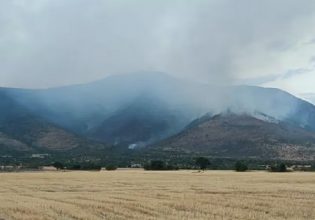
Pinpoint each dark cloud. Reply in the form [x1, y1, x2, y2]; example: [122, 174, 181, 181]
[1, 0, 315, 88]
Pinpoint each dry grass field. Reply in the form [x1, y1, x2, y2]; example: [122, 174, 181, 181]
[0, 170, 314, 220]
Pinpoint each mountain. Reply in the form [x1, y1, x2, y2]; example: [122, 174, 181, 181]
[3, 72, 315, 151]
[4, 72, 201, 146]
[88, 96, 190, 147]
[151, 113, 315, 161]
[0, 89, 107, 155]
[229, 86, 315, 131]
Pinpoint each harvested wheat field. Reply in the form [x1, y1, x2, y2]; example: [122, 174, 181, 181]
[0, 170, 314, 220]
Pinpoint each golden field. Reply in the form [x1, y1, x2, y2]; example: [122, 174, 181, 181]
[0, 170, 314, 220]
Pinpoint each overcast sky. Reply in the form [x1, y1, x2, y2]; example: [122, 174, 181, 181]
[1, 0, 315, 98]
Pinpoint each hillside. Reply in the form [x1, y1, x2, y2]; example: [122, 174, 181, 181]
[152, 113, 315, 161]
[88, 95, 190, 147]
[0, 90, 107, 155]
[5, 72, 315, 148]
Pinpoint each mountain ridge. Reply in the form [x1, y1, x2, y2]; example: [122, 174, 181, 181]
[0, 90, 109, 154]
[1, 72, 315, 161]
[151, 112, 315, 161]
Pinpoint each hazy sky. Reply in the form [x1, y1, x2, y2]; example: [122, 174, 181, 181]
[1, 0, 315, 97]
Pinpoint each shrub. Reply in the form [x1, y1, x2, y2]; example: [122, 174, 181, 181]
[270, 163, 287, 172]
[82, 164, 101, 171]
[144, 160, 178, 171]
[68, 164, 81, 170]
[52, 162, 64, 170]
[278, 163, 287, 172]
[195, 157, 211, 170]
[105, 165, 117, 171]
[67, 163, 101, 171]
[144, 160, 165, 170]
[234, 161, 248, 172]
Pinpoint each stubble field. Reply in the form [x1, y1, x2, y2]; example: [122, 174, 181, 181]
[0, 170, 314, 220]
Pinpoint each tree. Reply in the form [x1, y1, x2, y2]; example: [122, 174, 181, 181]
[68, 164, 81, 170]
[150, 160, 165, 170]
[52, 161, 64, 170]
[144, 160, 165, 170]
[270, 163, 287, 172]
[234, 161, 248, 172]
[105, 165, 117, 171]
[144, 160, 179, 171]
[278, 163, 287, 172]
[195, 157, 210, 170]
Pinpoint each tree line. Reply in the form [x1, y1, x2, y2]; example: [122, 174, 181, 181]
[144, 157, 291, 172]
[45, 158, 313, 172]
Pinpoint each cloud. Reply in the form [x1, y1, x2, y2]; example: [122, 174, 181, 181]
[309, 56, 315, 64]
[1, 0, 315, 90]
[282, 68, 311, 79]
[236, 74, 280, 86]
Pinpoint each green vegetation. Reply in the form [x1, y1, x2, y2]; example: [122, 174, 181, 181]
[195, 157, 211, 170]
[270, 163, 287, 172]
[1, 152, 315, 172]
[65, 163, 102, 171]
[105, 165, 117, 171]
[52, 161, 64, 170]
[144, 160, 178, 170]
[234, 161, 248, 172]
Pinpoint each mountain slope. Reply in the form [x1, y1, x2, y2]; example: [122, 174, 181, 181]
[88, 96, 190, 146]
[5, 72, 194, 134]
[3, 72, 315, 148]
[0, 132, 31, 153]
[0, 90, 107, 154]
[229, 86, 315, 131]
[152, 113, 315, 160]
